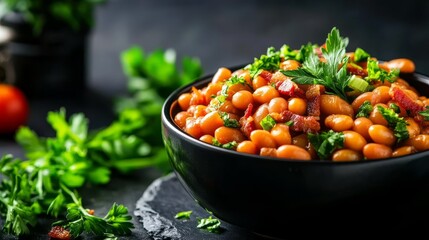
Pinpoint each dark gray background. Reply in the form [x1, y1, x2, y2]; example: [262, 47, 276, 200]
[89, 0, 429, 96]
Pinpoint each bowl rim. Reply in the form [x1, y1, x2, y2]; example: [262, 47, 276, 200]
[162, 67, 429, 165]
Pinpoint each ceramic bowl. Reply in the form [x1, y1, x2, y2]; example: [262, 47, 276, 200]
[161, 70, 429, 238]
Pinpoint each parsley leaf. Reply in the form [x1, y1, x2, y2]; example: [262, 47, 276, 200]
[212, 139, 238, 150]
[219, 112, 240, 128]
[246, 47, 281, 77]
[308, 130, 345, 160]
[197, 216, 222, 233]
[356, 100, 373, 118]
[366, 59, 399, 83]
[354, 47, 370, 62]
[175, 211, 193, 220]
[282, 27, 351, 101]
[377, 106, 409, 142]
[260, 115, 276, 131]
[419, 106, 429, 120]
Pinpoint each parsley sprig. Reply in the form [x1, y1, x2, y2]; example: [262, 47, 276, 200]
[308, 130, 345, 160]
[282, 27, 351, 101]
[377, 106, 409, 142]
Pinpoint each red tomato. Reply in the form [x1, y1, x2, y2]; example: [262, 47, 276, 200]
[0, 84, 29, 134]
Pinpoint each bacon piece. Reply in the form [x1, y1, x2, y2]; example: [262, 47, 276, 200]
[279, 110, 320, 133]
[306, 85, 325, 119]
[48, 226, 71, 240]
[240, 117, 256, 138]
[276, 80, 305, 99]
[390, 86, 424, 116]
[243, 103, 254, 119]
[259, 70, 272, 82]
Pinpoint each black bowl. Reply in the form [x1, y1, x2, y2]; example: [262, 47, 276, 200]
[161, 70, 429, 238]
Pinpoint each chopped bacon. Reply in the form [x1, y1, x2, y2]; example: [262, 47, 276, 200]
[279, 110, 320, 133]
[276, 80, 305, 99]
[48, 226, 71, 240]
[347, 63, 368, 77]
[240, 117, 256, 138]
[270, 71, 288, 85]
[243, 103, 254, 119]
[390, 86, 424, 116]
[259, 70, 272, 82]
[306, 85, 325, 119]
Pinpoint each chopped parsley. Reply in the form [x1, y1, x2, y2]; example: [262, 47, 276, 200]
[377, 106, 409, 142]
[356, 100, 373, 118]
[197, 216, 222, 233]
[219, 112, 240, 128]
[308, 130, 345, 160]
[281, 27, 351, 101]
[366, 59, 399, 83]
[212, 139, 238, 150]
[260, 115, 276, 131]
[246, 47, 281, 77]
[354, 47, 370, 62]
[419, 107, 429, 120]
[175, 211, 193, 220]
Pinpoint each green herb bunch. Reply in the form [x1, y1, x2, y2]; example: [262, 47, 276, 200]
[0, 0, 107, 33]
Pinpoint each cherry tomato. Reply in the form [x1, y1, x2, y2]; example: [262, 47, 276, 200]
[0, 84, 29, 134]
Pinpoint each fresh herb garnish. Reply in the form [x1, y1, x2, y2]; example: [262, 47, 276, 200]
[219, 112, 240, 128]
[308, 130, 345, 160]
[221, 75, 249, 96]
[366, 59, 399, 83]
[197, 216, 222, 233]
[246, 47, 281, 77]
[52, 185, 133, 238]
[419, 106, 429, 120]
[212, 139, 237, 150]
[260, 115, 276, 131]
[354, 47, 370, 62]
[389, 103, 401, 114]
[377, 106, 409, 142]
[175, 211, 193, 220]
[356, 100, 373, 118]
[282, 27, 351, 101]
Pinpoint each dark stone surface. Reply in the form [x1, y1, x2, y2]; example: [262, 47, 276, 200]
[135, 173, 266, 240]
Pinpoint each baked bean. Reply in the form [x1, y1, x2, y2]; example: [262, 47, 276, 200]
[218, 100, 239, 115]
[232, 90, 254, 110]
[292, 134, 309, 149]
[325, 114, 354, 132]
[174, 111, 191, 129]
[260, 147, 278, 157]
[320, 95, 354, 117]
[288, 98, 307, 115]
[369, 103, 388, 126]
[352, 92, 373, 112]
[363, 143, 392, 160]
[178, 93, 192, 110]
[252, 76, 268, 89]
[250, 130, 277, 149]
[253, 104, 269, 129]
[253, 86, 279, 104]
[189, 87, 205, 106]
[200, 111, 224, 135]
[368, 124, 396, 146]
[193, 105, 207, 117]
[392, 146, 417, 157]
[237, 140, 257, 154]
[332, 149, 362, 162]
[280, 60, 301, 71]
[204, 83, 223, 103]
[405, 117, 420, 138]
[232, 69, 252, 86]
[371, 86, 391, 104]
[225, 83, 251, 100]
[185, 117, 203, 138]
[276, 145, 311, 160]
[410, 134, 429, 151]
[199, 135, 214, 144]
[270, 124, 292, 146]
[270, 71, 288, 84]
[387, 58, 415, 73]
[343, 130, 367, 152]
[268, 97, 288, 113]
[212, 67, 231, 83]
[353, 117, 373, 141]
[215, 126, 245, 144]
